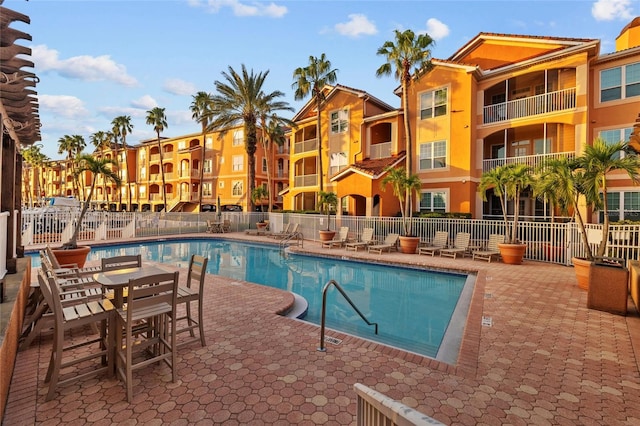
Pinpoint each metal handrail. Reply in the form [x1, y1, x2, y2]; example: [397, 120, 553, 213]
[279, 231, 303, 248]
[318, 279, 378, 352]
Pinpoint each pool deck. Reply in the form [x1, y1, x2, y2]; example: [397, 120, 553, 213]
[4, 233, 640, 425]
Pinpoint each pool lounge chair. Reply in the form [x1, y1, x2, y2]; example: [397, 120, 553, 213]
[472, 234, 504, 262]
[345, 228, 375, 251]
[418, 231, 448, 256]
[269, 223, 292, 239]
[440, 232, 471, 259]
[368, 233, 399, 254]
[272, 223, 299, 240]
[322, 227, 350, 248]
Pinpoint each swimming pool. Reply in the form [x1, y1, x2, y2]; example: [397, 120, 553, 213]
[33, 239, 473, 360]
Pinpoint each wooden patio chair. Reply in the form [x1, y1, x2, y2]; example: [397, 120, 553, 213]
[173, 255, 209, 348]
[101, 254, 142, 272]
[116, 271, 179, 403]
[418, 231, 448, 256]
[322, 226, 350, 248]
[440, 232, 471, 259]
[45, 245, 102, 277]
[368, 233, 399, 254]
[472, 234, 505, 262]
[345, 228, 375, 251]
[37, 269, 114, 401]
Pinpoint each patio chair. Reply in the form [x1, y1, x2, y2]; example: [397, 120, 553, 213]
[272, 223, 299, 240]
[221, 219, 232, 233]
[322, 226, 350, 248]
[368, 233, 399, 254]
[37, 269, 114, 401]
[418, 231, 448, 256]
[269, 222, 292, 239]
[173, 255, 208, 348]
[345, 228, 375, 251]
[472, 234, 505, 262]
[440, 232, 471, 259]
[116, 271, 179, 403]
[101, 254, 142, 272]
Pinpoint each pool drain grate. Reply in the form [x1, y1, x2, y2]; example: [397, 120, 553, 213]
[324, 336, 342, 345]
[482, 316, 493, 327]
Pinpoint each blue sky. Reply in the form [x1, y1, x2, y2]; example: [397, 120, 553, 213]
[6, 0, 638, 160]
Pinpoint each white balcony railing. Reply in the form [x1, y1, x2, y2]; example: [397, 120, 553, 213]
[370, 141, 392, 159]
[294, 138, 318, 154]
[294, 174, 318, 187]
[482, 151, 576, 172]
[329, 165, 348, 176]
[483, 87, 576, 124]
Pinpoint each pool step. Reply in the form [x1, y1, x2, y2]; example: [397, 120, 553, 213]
[284, 292, 308, 319]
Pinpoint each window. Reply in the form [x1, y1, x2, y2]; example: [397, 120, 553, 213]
[420, 88, 448, 119]
[511, 140, 529, 157]
[233, 130, 243, 146]
[330, 109, 348, 134]
[140, 167, 146, 179]
[138, 186, 146, 197]
[205, 137, 213, 149]
[599, 128, 632, 159]
[534, 138, 551, 155]
[419, 141, 447, 170]
[204, 159, 212, 173]
[420, 192, 446, 213]
[329, 152, 348, 175]
[202, 183, 212, 196]
[232, 181, 243, 196]
[262, 158, 267, 173]
[219, 181, 224, 188]
[232, 155, 243, 171]
[601, 62, 640, 102]
[178, 141, 186, 150]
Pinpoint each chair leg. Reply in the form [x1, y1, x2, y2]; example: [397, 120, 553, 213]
[186, 301, 195, 338]
[45, 328, 64, 401]
[198, 299, 206, 347]
[170, 314, 176, 383]
[125, 326, 133, 403]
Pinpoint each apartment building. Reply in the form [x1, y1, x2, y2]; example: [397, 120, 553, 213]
[283, 18, 640, 222]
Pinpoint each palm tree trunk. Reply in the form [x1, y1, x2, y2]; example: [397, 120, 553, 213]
[198, 126, 206, 212]
[246, 122, 257, 212]
[158, 132, 167, 211]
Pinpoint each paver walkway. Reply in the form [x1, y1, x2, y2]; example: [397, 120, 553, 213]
[4, 233, 640, 425]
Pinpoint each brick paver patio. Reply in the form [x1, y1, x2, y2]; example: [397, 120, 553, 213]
[4, 233, 640, 425]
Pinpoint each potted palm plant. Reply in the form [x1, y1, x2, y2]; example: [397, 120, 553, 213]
[251, 186, 269, 230]
[52, 154, 120, 268]
[381, 166, 421, 254]
[478, 163, 534, 264]
[318, 191, 339, 242]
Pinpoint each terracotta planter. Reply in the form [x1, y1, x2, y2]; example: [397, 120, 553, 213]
[588, 261, 628, 315]
[572, 257, 591, 291]
[51, 245, 91, 268]
[399, 236, 420, 254]
[498, 243, 527, 265]
[318, 230, 336, 242]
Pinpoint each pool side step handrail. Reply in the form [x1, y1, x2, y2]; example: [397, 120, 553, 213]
[279, 231, 303, 249]
[318, 279, 378, 352]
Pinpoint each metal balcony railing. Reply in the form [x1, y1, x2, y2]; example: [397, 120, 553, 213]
[482, 151, 576, 172]
[483, 87, 576, 124]
[294, 138, 318, 154]
[370, 141, 392, 159]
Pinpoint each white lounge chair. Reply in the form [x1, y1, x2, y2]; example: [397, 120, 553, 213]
[418, 231, 448, 256]
[440, 232, 471, 259]
[322, 227, 350, 248]
[345, 228, 375, 251]
[472, 234, 504, 262]
[368, 233, 399, 254]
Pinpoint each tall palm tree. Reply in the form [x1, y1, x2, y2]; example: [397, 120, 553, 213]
[190, 91, 214, 211]
[90, 130, 112, 208]
[292, 54, 338, 192]
[146, 107, 168, 210]
[578, 139, 640, 257]
[63, 155, 120, 249]
[206, 64, 289, 212]
[57, 134, 86, 199]
[111, 115, 134, 211]
[376, 29, 434, 176]
[381, 166, 422, 236]
[22, 144, 49, 207]
[259, 110, 294, 212]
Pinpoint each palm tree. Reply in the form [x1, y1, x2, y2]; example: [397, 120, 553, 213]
[206, 64, 290, 212]
[478, 163, 534, 244]
[190, 91, 214, 211]
[57, 134, 86, 199]
[146, 107, 168, 210]
[259, 112, 294, 212]
[578, 139, 640, 258]
[376, 29, 434, 176]
[62, 155, 120, 249]
[22, 144, 49, 207]
[380, 166, 422, 237]
[318, 190, 339, 231]
[292, 54, 338, 192]
[111, 115, 134, 211]
[90, 130, 111, 208]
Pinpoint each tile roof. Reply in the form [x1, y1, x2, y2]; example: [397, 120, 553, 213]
[332, 153, 406, 181]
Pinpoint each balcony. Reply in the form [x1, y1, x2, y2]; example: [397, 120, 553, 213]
[329, 165, 348, 176]
[294, 138, 318, 154]
[370, 141, 391, 159]
[483, 87, 576, 124]
[149, 154, 160, 162]
[294, 174, 318, 187]
[482, 151, 576, 172]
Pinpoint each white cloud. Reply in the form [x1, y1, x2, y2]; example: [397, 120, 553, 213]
[130, 95, 158, 110]
[592, 0, 633, 21]
[425, 18, 450, 41]
[163, 78, 197, 96]
[38, 94, 89, 118]
[190, 0, 287, 17]
[334, 14, 377, 38]
[31, 45, 138, 87]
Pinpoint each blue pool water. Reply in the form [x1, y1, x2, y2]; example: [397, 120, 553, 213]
[32, 239, 471, 358]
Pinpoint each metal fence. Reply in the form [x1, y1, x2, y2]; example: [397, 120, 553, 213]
[20, 209, 640, 265]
